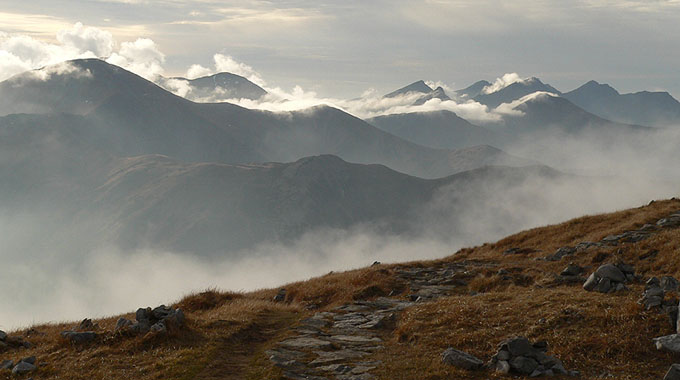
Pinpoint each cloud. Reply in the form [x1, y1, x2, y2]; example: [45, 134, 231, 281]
[184, 53, 266, 86]
[482, 73, 524, 94]
[106, 38, 165, 80]
[494, 91, 559, 116]
[56, 22, 114, 57]
[0, 23, 165, 82]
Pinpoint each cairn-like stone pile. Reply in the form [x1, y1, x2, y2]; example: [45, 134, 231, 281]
[488, 337, 578, 377]
[583, 262, 635, 293]
[116, 305, 185, 336]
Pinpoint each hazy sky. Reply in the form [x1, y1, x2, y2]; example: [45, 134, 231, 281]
[1, 0, 679, 98]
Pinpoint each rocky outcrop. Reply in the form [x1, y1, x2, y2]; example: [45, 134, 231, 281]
[583, 262, 634, 293]
[665, 364, 680, 380]
[115, 305, 185, 336]
[488, 337, 578, 377]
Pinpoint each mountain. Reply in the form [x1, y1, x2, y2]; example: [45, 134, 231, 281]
[497, 92, 650, 135]
[474, 77, 561, 108]
[455, 80, 491, 99]
[384, 80, 451, 105]
[563, 80, 680, 127]
[384, 80, 434, 98]
[0, 59, 530, 179]
[158, 72, 267, 101]
[366, 110, 501, 149]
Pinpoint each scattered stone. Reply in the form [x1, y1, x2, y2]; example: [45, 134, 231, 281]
[273, 288, 287, 302]
[546, 247, 576, 261]
[117, 305, 185, 337]
[664, 364, 680, 380]
[115, 317, 133, 333]
[0, 360, 13, 370]
[441, 348, 483, 370]
[371, 261, 381, 266]
[0, 330, 6, 341]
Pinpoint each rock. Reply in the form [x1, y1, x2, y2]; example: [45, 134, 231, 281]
[273, 288, 287, 302]
[500, 337, 534, 357]
[136, 307, 152, 323]
[149, 322, 167, 334]
[654, 334, 680, 352]
[11, 362, 36, 375]
[615, 262, 635, 275]
[665, 364, 680, 380]
[78, 318, 95, 331]
[441, 347, 483, 370]
[495, 360, 511, 374]
[0, 360, 13, 370]
[594, 277, 612, 293]
[0, 330, 6, 341]
[280, 337, 333, 350]
[61, 331, 97, 344]
[115, 317, 133, 333]
[152, 305, 173, 320]
[546, 246, 576, 261]
[662, 277, 680, 292]
[509, 356, 539, 375]
[19, 357, 35, 365]
[561, 264, 583, 277]
[596, 264, 627, 283]
[583, 273, 600, 291]
[497, 350, 510, 361]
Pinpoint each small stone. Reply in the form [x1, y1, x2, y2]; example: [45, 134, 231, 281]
[441, 348, 483, 370]
[500, 337, 533, 357]
[0, 330, 6, 341]
[509, 356, 539, 375]
[497, 350, 510, 361]
[0, 360, 13, 370]
[78, 318, 94, 331]
[495, 360, 511, 374]
[115, 317, 133, 333]
[664, 364, 680, 380]
[662, 277, 680, 292]
[583, 273, 600, 291]
[273, 288, 287, 302]
[149, 322, 167, 334]
[20, 357, 36, 365]
[136, 307, 152, 323]
[561, 264, 583, 277]
[11, 362, 36, 375]
[594, 277, 612, 293]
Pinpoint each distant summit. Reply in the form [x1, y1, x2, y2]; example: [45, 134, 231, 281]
[159, 72, 267, 101]
[474, 77, 561, 108]
[385, 80, 451, 105]
[563, 80, 680, 127]
[384, 80, 434, 98]
[455, 80, 491, 99]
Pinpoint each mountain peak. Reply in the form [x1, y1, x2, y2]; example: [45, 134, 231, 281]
[384, 80, 434, 98]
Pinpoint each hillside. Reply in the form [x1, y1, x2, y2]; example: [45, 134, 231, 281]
[3, 198, 680, 379]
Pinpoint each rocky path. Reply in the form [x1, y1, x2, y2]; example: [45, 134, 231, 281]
[266, 261, 492, 380]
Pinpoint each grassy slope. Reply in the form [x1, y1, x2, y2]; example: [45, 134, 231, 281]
[2, 198, 680, 379]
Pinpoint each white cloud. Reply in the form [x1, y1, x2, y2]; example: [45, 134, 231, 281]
[495, 91, 558, 116]
[0, 23, 165, 82]
[106, 38, 165, 80]
[186, 63, 212, 79]
[482, 72, 524, 94]
[56, 22, 114, 57]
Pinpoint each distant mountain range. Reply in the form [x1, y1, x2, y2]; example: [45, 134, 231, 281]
[563, 80, 680, 127]
[0, 59, 530, 179]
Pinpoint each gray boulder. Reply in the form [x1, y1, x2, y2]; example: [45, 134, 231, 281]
[441, 347, 483, 370]
[115, 317, 133, 333]
[509, 356, 538, 375]
[665, 364, 680, 380]
[583, 273, 600, 291]
[662, 276, 680, 292]
[0, 330, 6, 341]
[596, 264, 626, 283]
[61, 331, 97, 344]
[654, 334, 680, 352]
[0, 360, 13, 370]
[11, 361, 36, 375]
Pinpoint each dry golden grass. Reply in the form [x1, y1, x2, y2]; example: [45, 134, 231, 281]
[1, 198, 679, 379]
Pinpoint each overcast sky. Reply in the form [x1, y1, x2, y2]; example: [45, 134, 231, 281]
[1, 0, 679, 98]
